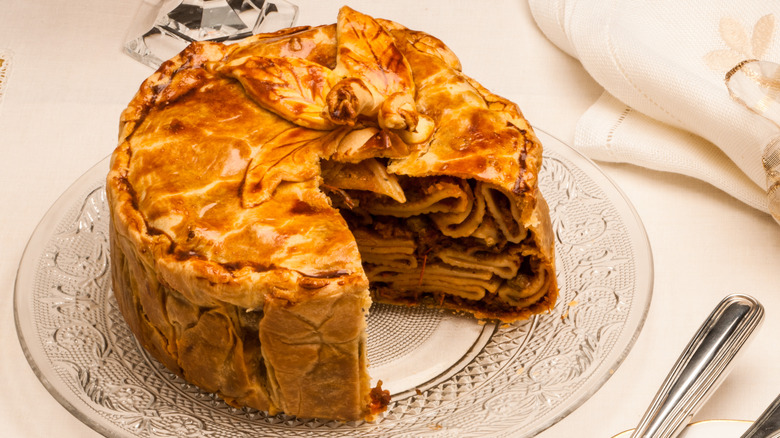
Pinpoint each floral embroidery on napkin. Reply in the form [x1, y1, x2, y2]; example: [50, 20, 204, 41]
[705, 14, 775, 72]
[0, 50, 10, 110]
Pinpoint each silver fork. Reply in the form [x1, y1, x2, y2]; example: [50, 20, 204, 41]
[630, 294, 764, 438]
[741, 393, 780, 438]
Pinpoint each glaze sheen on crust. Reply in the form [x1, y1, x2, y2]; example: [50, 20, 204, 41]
[107, 6, 557, 422]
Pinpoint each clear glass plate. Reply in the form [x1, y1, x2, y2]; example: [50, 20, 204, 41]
[14, 129, 653, 437]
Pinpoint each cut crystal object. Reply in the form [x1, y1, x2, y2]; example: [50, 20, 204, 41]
[124, 0, 298, 69]
[726, 60, 780, 225]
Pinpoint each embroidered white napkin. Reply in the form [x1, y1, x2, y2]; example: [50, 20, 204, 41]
[529, 0, 780, 214]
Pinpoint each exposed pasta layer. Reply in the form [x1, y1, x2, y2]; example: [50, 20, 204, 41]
[334, 174, 555, 320]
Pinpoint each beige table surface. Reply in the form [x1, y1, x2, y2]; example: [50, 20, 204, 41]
[1, 1, 779, 436]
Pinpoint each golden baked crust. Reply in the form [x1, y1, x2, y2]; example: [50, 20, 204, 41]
[107, 6, 557, 422]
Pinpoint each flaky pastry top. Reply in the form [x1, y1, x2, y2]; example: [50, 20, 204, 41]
[107, 6, 544, 309]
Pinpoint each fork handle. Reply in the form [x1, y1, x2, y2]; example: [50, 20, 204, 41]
[741, 393, 780, 438]
[630, 294, 764, 438]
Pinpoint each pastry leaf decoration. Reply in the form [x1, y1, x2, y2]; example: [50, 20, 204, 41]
[242, 127, 347, 208]
[231, 6, 439, 207]
[334, 6, 414, 99]
[220, 56, 340, 130]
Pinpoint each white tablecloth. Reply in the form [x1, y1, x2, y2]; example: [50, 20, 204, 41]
[1, 1, 779, 436]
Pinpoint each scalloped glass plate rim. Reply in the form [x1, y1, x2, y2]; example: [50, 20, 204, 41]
[13, 127, 654, 437]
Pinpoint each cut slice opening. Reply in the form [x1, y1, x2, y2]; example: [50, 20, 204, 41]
[321, 160, 553, 321]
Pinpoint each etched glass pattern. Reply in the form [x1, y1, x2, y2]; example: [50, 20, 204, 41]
[14, 131, 653, 437]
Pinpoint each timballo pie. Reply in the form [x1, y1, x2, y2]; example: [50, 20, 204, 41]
[107, 6, 558, 422]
